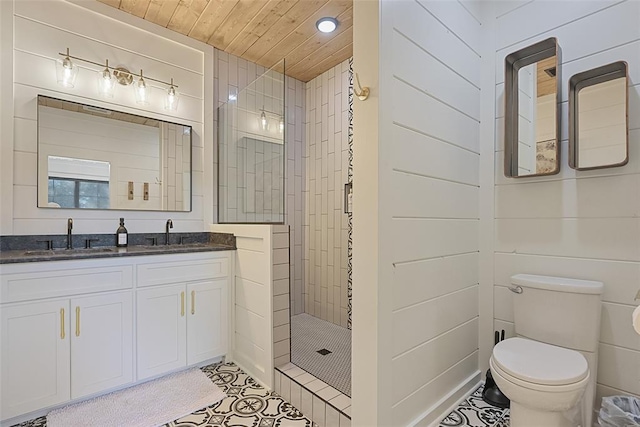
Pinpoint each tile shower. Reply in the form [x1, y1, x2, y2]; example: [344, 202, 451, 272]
[215, 53, 354, 415]
[291, 58, 354, 399]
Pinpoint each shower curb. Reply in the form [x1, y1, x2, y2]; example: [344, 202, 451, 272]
[275, 364, 351, 427]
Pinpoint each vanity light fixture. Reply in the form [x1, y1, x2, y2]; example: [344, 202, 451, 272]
[56, 48, 179, 111]
[165, 78, 179, 111]
[135, 70, 149, 106]
[260, 109, 268, 131]
[56, 48, 79, 88]
[98, 59, 116, 98]
[316, 17, 338, 33]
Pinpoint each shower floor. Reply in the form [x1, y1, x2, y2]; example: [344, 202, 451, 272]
[290, 313, 351, 396]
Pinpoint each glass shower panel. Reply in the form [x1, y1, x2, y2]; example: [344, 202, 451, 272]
[218, 61, 285, 223]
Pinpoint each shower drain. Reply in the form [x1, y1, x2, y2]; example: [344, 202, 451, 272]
[316, 348, 332, 355]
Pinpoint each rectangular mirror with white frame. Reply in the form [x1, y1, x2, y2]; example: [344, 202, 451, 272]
[569, 61, 629, 170]
[37, 95, 192, 212]
[504, 37, 561, 178]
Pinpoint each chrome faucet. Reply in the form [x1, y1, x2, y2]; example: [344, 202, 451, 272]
[67, 218, 73, 249]
[165, 219, 173, 245]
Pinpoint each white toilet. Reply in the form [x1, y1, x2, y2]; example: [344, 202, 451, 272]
[490, 274, 603, 427]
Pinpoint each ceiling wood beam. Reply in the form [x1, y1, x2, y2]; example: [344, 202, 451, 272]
[119, 0, 150, 18]
[225, 0, 299, 57]
[100, 0, 354, 82]
[144, 0, 180, 28]
[208, 0, 272, 51]
[167, 0, 210, 35]
[286, 27, 351, 78]
[240, 0, 327, 63]
[297, 42, 352, 82]
[188, 0, 240, 42]
[265, 6, 352, 71]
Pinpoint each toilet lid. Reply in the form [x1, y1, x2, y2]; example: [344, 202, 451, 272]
[492, 338, 588, 386]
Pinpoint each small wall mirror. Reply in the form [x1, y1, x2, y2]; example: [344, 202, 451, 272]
[37, 96, 192, 212]
[569, 61, 629, 170]
[504, 38, 561, 178]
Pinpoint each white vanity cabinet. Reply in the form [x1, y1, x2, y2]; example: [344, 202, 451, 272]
[0, 250, 232, 423]
[0, 289, 133, 418]
[1, 299, 71, 418]
[136, 255, 229, 380]
[70, 291, 133, 399]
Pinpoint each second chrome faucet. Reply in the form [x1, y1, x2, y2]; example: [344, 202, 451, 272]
[165, 219, 173, 245]
[67, 218, 73, 249]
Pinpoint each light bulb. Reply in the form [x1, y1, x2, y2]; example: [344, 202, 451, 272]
[279, 116, 285, 134]
[98, 60, 115, 98]
[260, 110, 268, 131]
[56, 48, 78, 88]
[316, 17, 338, 33]
[165, 80, 179, 111]
[135, 70, 148, 106]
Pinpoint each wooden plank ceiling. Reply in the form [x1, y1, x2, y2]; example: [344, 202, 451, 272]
[98, 0, 353, 82]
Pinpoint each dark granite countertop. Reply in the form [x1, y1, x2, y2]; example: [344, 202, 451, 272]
[0, 232, 236, 264]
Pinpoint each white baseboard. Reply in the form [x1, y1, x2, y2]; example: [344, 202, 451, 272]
[408, 370, 482, 427]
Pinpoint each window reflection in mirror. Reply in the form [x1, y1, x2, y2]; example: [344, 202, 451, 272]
[47, 156, 110, 208]
[505, 37, 560, 178]
[37, 96, 192, 212]
[569, 61, 628, 170]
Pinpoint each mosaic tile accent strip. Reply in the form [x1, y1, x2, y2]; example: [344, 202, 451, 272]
[347, 57, 353, 331]
[291, 313, 351, 396]
[11, 363, 312, 427]
[438, 386, 510, 427]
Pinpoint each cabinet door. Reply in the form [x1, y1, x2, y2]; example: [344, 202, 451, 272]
[136, 284, 186, 380]
[0, 300, 70, 420]
[187, 279, 228, 365]
[70, 291, 133, 399]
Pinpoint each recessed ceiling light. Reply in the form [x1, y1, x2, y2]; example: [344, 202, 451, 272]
[316, 17, 338, 33]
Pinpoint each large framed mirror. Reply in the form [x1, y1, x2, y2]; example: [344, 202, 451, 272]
[504, 37, 561, 178]
[569, 61, 628, 170]
[37, 95, 192, 211]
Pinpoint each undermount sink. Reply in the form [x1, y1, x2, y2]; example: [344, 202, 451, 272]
[24, 248, 117, 256]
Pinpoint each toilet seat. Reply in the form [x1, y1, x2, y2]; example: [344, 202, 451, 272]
[492, 338, 588, 387]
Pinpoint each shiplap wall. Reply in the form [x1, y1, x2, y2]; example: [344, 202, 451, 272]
[388, 2, 481, 425]
[217, 223, 274, 387]
[2, 0, 212, 236]
[352, 0, 483, 425]
[303, 59, 351, 327]
[492, 0, 640, 405]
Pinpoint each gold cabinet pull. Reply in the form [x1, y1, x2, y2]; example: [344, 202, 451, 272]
[181, 292, 185, 317]
[191, 290, 195, 315]
[60, 308, 65, 340]
[75, 306, 80, 337]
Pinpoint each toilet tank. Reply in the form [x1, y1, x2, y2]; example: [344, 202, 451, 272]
[511, 274, 604, 352]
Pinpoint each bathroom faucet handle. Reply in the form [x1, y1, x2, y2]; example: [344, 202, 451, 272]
[37, 239, 54, 250]
[145, 237, 158, 246]
[180, 236, 190, 245]
[84, 239, 100, 249]
[508, 285, 523, 294]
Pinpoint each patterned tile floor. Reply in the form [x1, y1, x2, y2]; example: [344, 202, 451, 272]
[12, 362, 312, 427]
[439, 386, 510, 427]
[291, 314, 351, 396]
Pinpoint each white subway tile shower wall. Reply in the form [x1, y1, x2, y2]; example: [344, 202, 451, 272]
[304, 59, 352, 327]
